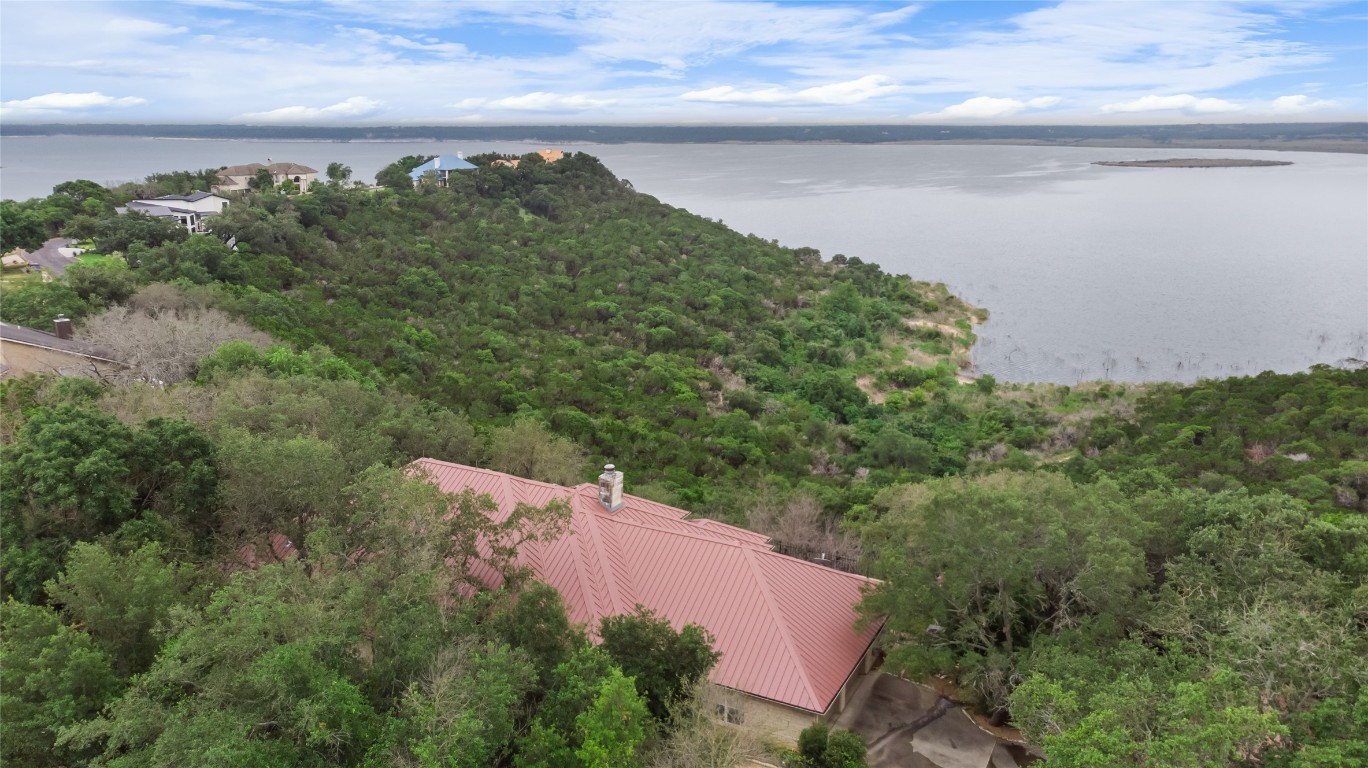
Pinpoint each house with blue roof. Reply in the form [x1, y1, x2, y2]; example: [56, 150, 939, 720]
[409, 154, 477, 187]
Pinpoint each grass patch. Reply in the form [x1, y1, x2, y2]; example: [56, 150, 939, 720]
[0, 269, 44, 288]
[74, 252, 122, 268]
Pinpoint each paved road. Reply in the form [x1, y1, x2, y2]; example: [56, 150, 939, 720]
[26, 237, 78, 276]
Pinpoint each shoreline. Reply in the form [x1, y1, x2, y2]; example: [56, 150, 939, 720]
[713, 138, 1367, 155]
[5, 132, 1365, 156]
[1094, 158, 1295, 168]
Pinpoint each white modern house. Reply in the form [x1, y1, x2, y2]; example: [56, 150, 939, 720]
[117, 191, 230, 234]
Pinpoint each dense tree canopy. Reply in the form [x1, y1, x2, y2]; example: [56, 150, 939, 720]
[2, 158, 1363, 766]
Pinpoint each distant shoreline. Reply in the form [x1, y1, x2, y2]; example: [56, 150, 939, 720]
[1094, 158, 1296, 168]
[3, 123, 1365, 155]
[6, 134, 1365, 156]
[712, 139, 1365, 154]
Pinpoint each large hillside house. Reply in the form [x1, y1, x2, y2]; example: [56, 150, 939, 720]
[215, 162, 319, 193]
[414, 458, 885, 743]
[118, 191, 229, 234]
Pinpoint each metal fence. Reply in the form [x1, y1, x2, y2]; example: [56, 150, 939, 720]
[769, 542, 865, 575]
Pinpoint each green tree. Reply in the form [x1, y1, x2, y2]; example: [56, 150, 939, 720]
[248, 167, 275, 191]
[387, 642, 538, 768]
[215, 429, 350, 556]
[0, 281, 90, 327]
[375, 155, 432, 189]
[91, 209, 187, 253]
[326, 162, 352, 186]
[599, 607, 720, 721]
[127, 233, 236, 283]
[485, 581, 581, 686]
[59, 562, 381, 766]
[46, 541, 197, 676]
[519, 643, 621, 764]
[575, 668, 652, 768]
[0, 599, 121, 767]
[51, 179, 110, 205]
[1, 405, 139, 600]
[858, 472, 1150, 710]
[792, 722, 869, 768]
[0, 198, 52, 251]
[65, 260, 138, 306]
[1011, 655, 1284, 768]
[488, 419, 589, 486]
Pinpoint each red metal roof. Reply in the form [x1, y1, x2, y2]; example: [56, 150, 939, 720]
[414, 458, 884, 714]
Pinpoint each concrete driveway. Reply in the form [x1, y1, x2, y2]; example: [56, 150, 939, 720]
[27, 237, 78, 275]
[835, 674, 1030, 768]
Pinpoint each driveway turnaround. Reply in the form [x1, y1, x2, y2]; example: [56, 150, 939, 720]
[27, 238, 78, 275]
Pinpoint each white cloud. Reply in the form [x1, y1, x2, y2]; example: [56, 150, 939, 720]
[103, 17, 187, 37]
[338, 1, 923, 73]
[0, 91, 146, 113]
[0, 1, 1357, 123]
[454, 93, 614, 112]
[345, 27, 471, 59]
[682, 75, 900, 106]
[940, 96, 1028, 118]
[916, 95, 1062, 119]
[237, 96, 383, 122]
[1101, 94, 1243, 114]
[1270, 94, 1338, 114]
[764, 2, 1331, 113]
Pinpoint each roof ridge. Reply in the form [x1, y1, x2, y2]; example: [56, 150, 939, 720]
[417, 459, 569, 493]
[579, 501, 630, 616]
[597, 508, 771, 549]
[741, 546, 820, 709]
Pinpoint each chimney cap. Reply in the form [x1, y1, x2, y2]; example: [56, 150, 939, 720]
[603, 463, 615, 472]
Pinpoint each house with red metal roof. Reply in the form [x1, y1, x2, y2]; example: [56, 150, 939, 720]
[414, 458, 885, 743]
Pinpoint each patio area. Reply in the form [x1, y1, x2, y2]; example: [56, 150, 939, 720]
[834, 673, 1035, 768]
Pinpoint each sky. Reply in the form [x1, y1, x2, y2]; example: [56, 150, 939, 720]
[1, 0, 1365, 125]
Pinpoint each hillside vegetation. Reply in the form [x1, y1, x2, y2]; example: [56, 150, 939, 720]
[1, 154, 1364, 767]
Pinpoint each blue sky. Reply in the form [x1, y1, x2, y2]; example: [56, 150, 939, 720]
[2, 0, 1365, 124]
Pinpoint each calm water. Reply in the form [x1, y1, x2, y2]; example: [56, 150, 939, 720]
[3, 135, 1365, 383]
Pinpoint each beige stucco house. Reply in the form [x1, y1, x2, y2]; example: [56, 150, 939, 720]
[215, 162, 319, 193]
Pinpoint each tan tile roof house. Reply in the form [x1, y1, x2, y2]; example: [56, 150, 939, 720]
[490, 148, 565, 169]
[415, 458, 885, 743]
[215, 162, 319, 193]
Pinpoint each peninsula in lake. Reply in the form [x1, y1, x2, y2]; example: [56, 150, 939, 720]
[1094, 158, 1295, 168]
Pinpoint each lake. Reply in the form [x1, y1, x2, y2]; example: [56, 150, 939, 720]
[2, 135, 1365, 384]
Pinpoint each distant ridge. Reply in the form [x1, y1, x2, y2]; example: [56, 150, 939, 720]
[3, 122, 1366, 152]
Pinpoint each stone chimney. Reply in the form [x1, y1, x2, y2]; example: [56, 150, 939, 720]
[53, 314, 72, 340]
[598, 464, 623, 512]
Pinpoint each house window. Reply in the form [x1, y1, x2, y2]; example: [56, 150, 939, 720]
[715, 703, 744, 725]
